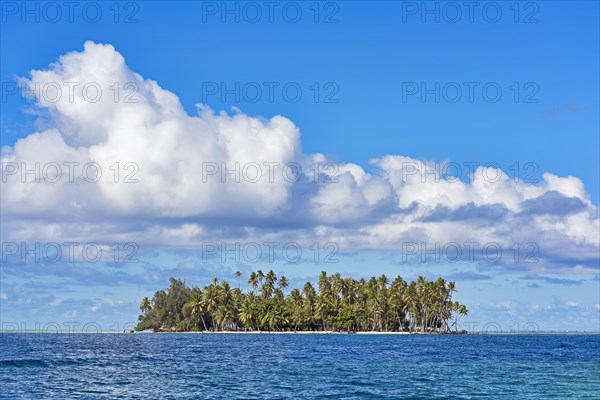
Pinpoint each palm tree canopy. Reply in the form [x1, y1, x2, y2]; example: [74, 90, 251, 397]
[136, 272, 468, 333]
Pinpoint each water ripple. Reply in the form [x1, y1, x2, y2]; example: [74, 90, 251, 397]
[0, 334, 599, 399]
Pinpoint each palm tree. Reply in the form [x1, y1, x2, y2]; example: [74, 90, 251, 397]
[239, 293, 257, 330]
[140, 297, 152, 314]
[450, 302, 469, 331]
[257, 269, 265, 284]
[235, 270, 242, 290]
[288, 288, 304, 331]
[261, 270, 277, 299]
[189, 290, 209, 331]
[202, 281, 236, 331]
[278, 275, 289, 290]
[136, 274, 469, 334]
[302, 282, 317, 330]
[261, 307, 288, 331]
[248, 271, 259, 293]
[266, 270, 277, 286]
[203, 285, 220, 331]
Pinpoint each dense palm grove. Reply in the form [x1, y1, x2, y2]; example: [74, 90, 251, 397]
[135, 271, 469, 333]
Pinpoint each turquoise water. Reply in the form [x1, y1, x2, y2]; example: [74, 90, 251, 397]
[1, 333, 599, 399]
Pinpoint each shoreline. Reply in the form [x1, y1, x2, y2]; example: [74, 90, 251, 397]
[143, 330, 464, 335]
[3, 331, 599, 335]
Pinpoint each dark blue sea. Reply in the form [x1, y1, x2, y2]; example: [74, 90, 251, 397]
[1, 333, 599, 399]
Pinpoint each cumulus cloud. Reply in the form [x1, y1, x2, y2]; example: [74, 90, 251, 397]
[1, 41, 598, 273]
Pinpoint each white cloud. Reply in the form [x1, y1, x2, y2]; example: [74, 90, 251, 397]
[1, 41, 598, 273]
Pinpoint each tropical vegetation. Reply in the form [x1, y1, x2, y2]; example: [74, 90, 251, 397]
[135, 271, 469, 333]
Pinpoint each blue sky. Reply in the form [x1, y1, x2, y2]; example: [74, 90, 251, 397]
[1, 1, 599, 331]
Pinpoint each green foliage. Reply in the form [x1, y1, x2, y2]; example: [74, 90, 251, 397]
[135, 270, 468, 333]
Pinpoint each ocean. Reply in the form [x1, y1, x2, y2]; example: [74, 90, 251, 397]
[1, 333, 599, 399]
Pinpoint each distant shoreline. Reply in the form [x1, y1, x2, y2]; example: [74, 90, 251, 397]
[2, 331, 599, 335]
[145, 330, 441, 335]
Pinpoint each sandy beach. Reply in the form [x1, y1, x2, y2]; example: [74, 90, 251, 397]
[145, 330, 452, 335]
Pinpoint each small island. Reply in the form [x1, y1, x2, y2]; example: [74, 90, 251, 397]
[136, 271, 469, 334]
